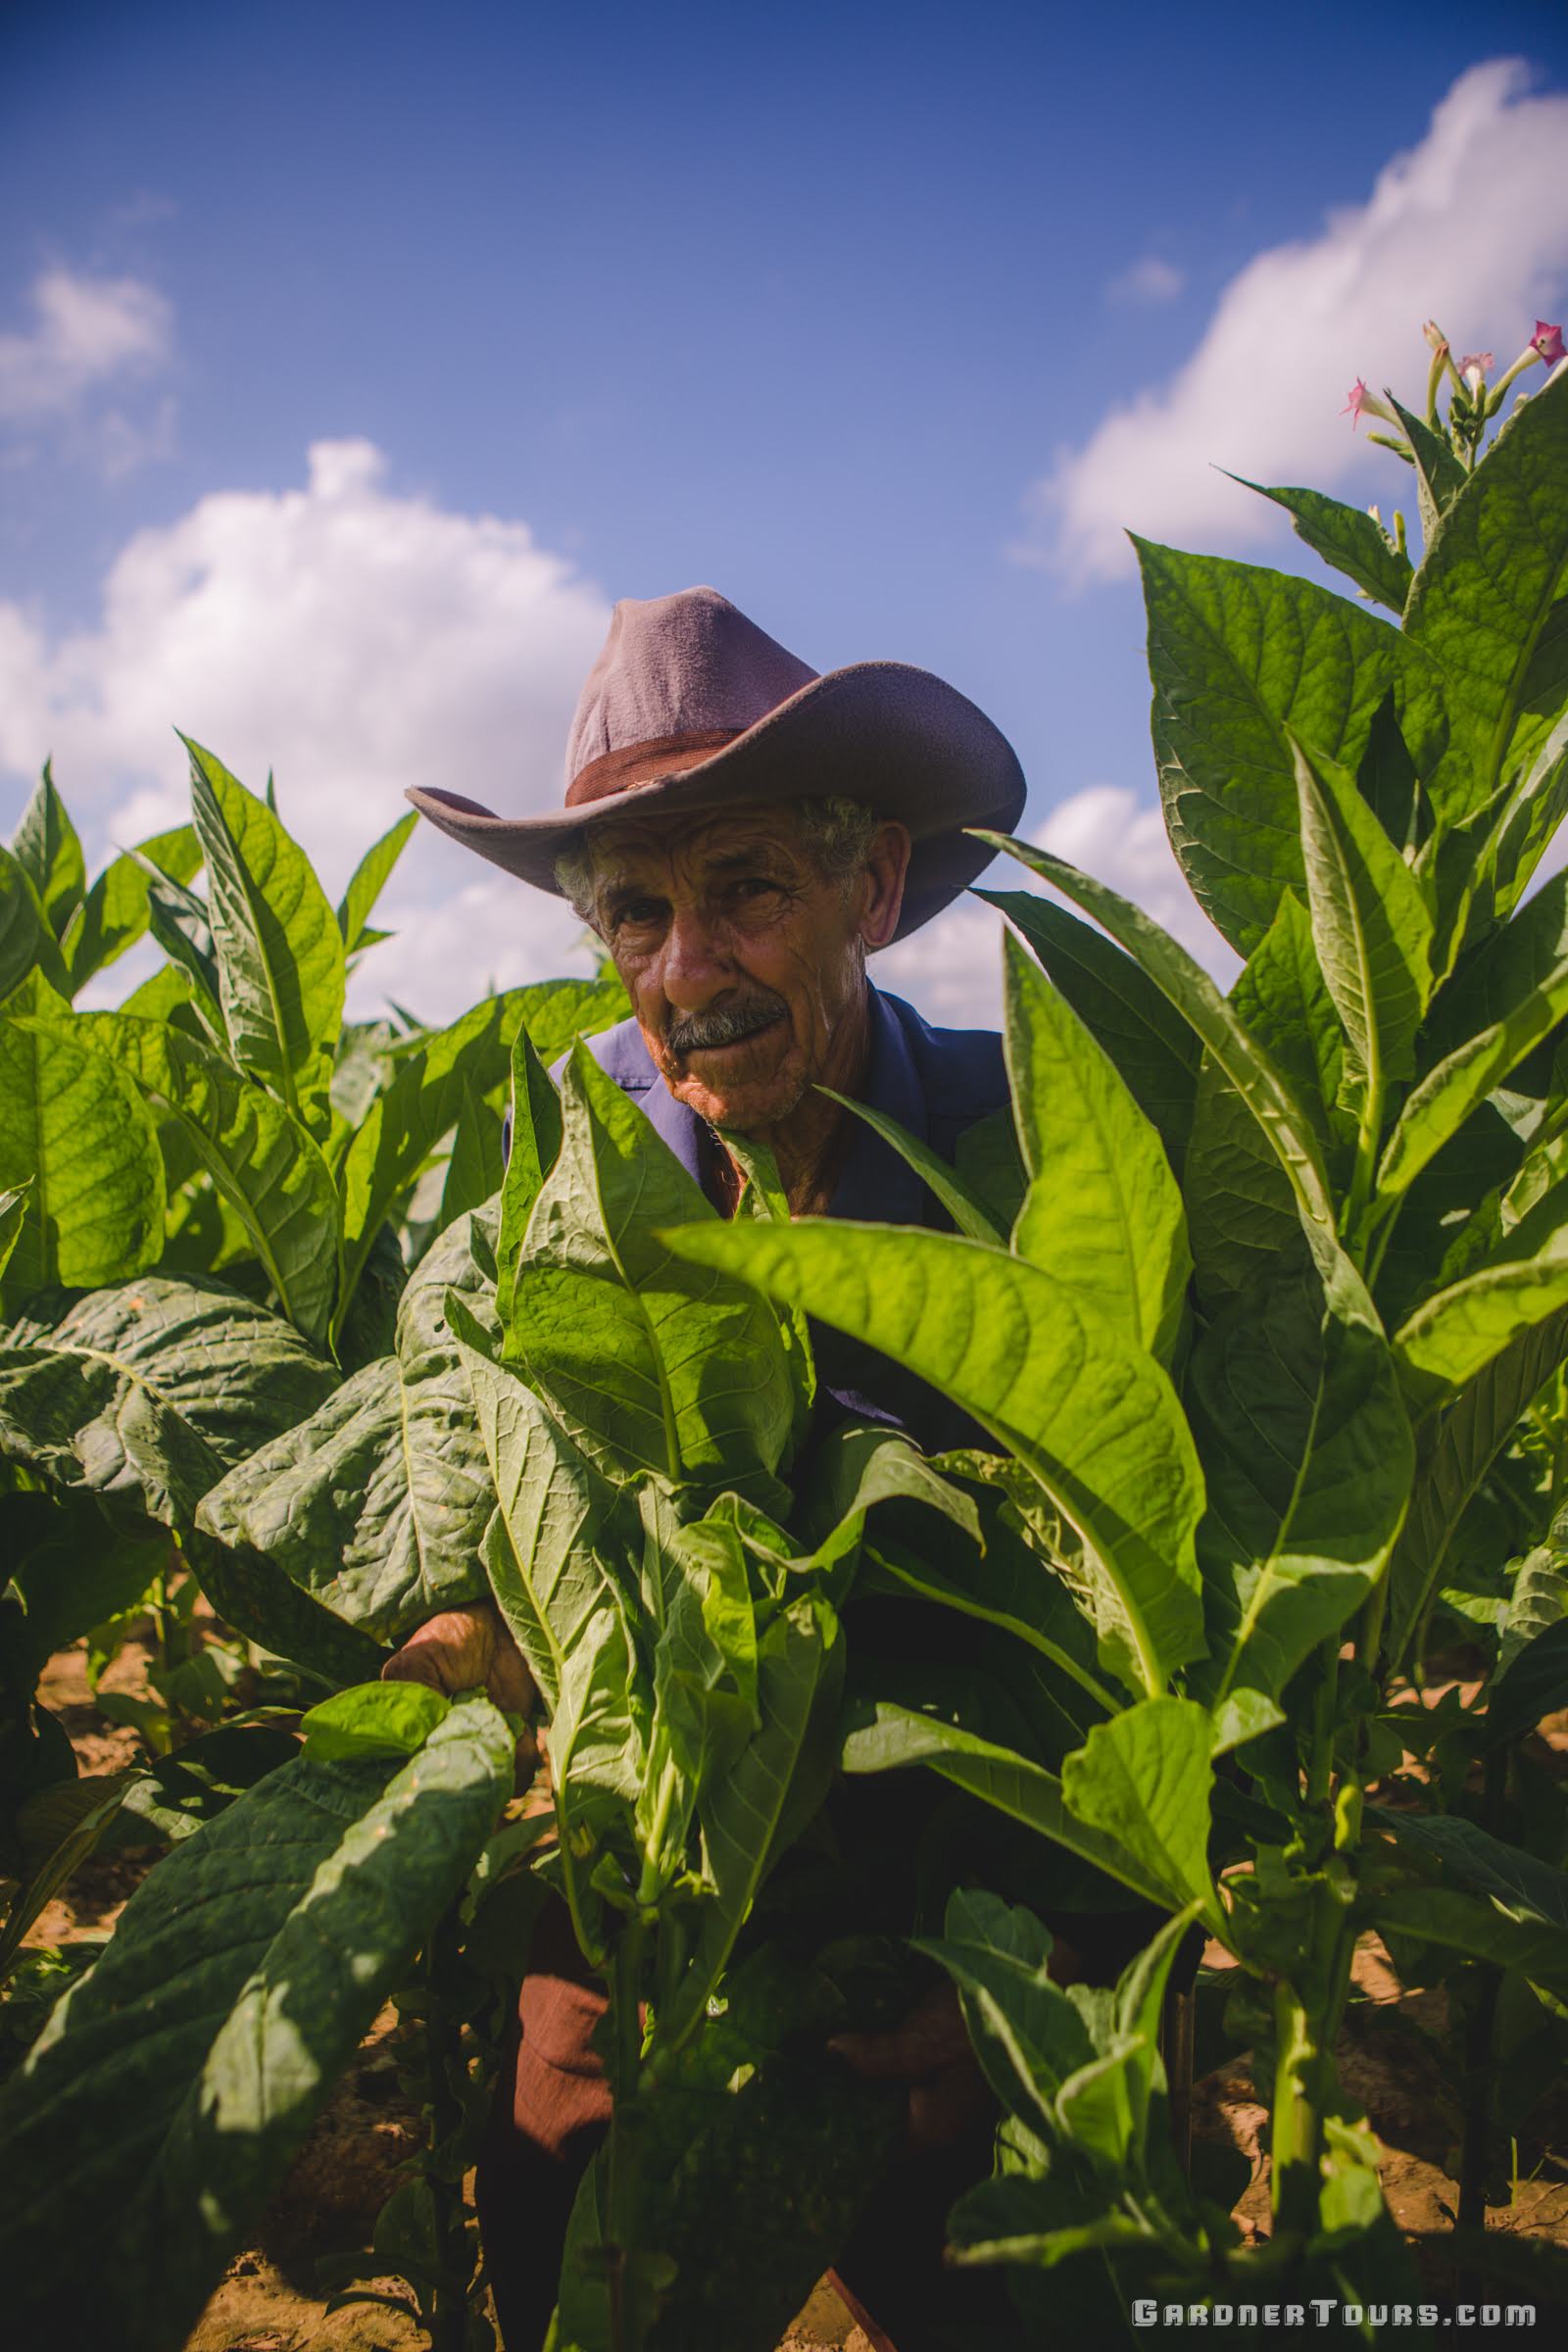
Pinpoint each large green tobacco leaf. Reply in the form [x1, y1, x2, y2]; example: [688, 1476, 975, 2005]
[0, 1005, 165, 1296]
[437, 1074, 505, 1228]
[0, 1273, 336, 1518]
[1222, 476, 1414, 616]
[1385, 1307, 1568, 1673]
[1232, 892, 1353, 1166]
[451, 1298, 644, 1945]
[920, 1892, 1195, 2179]
[660, 1216, 1205, 1695]
[1393, 1186, 1568, 1414]
[1372, 1101, 1523, 1334]
[1182, 898, 1351, 1310]
[975, 835, 1340, 1265]
[1497, 1539, 1568, 1679]
[185, 736, 345, 1123]
[336, 977, 622, 1339]
[0, 1183, 26, 1282]
[496, 1025, 566, 1330]
[451, 1296, 637, 1715]
[1424, 866, 1568, 1068]
[69, 1009, 341, 1345]
[1357, 689, 1430, 859]
[977, 890, 1200, 1174]
[1003, 928, 1189, 1355]
[827, 1448, 1109, 1712]
[142, 861, 225, 1020]
[915, 1889, 1100, 2145]
[0, 845, 68, 1003]
[1404, 372, 1568, 817]
[1424, 723, 1568, 968]
[4, 1489, 170, 1672]
[1488, 1616, 1568, 1748]
[1059, 1697, 1215, 1915]
[1188, 1258, 1412, 1750]
[1134, 537, 1444, 954]
[60, 824, 203, 994]
[10, 763, 85, 940]
[1376, 978, 1568, 1213]
[199, 1214, 499, 1642]
[0, 1698, 514, 2351]
[839, 1695, 1169, 1909]
[514, 1046, 795, 1487]
[1182, 1051, 1309, 1311]
[1372, 1887, 1568, 2003]
[793, 1417, 984, 1573]
[1292, 735, 1432, 1092]
[819, 1087, 1004, 1244]
[660, 1589, 846, 2050]
[336, 808, 417, 954]
[1370, 1808, 1568, 1935]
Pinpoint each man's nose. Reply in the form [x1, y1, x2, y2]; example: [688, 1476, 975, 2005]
[658, 903, 732, 1005]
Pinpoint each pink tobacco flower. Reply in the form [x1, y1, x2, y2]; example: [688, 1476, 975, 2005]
[1341, 378, 1396, 431]
[1458, 352, 1494, 374]
[1532, 320, 1566, 366]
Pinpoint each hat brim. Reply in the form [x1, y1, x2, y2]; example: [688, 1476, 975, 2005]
[405, 660, 1027, 942]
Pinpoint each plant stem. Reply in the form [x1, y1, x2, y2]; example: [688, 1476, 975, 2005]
[1163, 1985, 1196, 2180]
[1456, 1964, 1501, 2235]
[1269, 1893, 1356, 2248]
[1270, 1981, 1322, 2241]
[424, 1902, 474, 2352]
[1305, 1638, 1340, 1815]
[606, 1913, 649, 2352]
[1456, 1743, 1507, 2243]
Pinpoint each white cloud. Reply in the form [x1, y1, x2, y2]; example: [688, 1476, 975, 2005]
[0, 270, 172, 421]
[0, 438, 615, 1020]
[1107, 256, 1186, 306]
[1028, 59, 1568, 582]
[2, 436, 1243, 1032]
[877, 783, 1237, 1029]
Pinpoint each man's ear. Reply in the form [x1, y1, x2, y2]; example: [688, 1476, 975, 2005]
[858, 821, 912, 952]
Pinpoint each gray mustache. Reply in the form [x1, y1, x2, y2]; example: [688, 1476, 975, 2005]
[667, 994, 787, 1054]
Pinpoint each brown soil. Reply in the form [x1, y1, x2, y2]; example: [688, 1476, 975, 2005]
[14, 1640, 1568, 2347]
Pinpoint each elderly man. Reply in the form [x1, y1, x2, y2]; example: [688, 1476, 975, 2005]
[390, 587, 1033, 2352]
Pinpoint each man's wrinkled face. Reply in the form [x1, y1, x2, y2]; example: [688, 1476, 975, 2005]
[584, 804, 908, 1131]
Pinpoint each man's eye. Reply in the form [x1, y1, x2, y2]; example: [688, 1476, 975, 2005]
[729, 878, 779, 903]
[614, 899, 664, 929]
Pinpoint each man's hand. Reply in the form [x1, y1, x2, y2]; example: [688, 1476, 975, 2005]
[382, 1601, 540, 1754]
[828, 1984, 994, 2152]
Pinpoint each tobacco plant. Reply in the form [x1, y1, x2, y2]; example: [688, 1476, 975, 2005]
[4, 334, 1568, 2352]
[0, 751, 625, 2347]
[658, 356, 1568, 2328]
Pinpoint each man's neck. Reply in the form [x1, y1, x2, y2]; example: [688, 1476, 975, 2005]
[715, 982, 873, 1219]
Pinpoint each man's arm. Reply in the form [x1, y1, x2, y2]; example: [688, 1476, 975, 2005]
[382, 1600, 542, 1768]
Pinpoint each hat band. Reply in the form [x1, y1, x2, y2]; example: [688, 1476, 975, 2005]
[565, 727, 744, 808]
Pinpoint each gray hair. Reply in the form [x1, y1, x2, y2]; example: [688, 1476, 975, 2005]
[553, 794, 880, 928]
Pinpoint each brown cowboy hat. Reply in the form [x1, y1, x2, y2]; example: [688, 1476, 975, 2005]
[404, 585, 1026, 941]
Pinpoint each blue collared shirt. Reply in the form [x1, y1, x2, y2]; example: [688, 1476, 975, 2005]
[556, 981, 1011, 1454]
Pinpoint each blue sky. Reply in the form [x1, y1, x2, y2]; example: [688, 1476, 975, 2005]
[4, 0, 1567, 1022]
